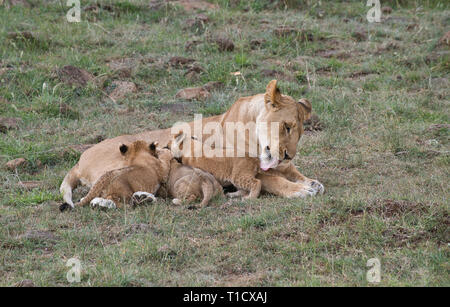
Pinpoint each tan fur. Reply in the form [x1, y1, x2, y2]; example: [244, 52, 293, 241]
[60, 80, 323, 206]
[72, 141, 171, 208]
[166, 159, 223, 208]
[169, 134, 262, 199]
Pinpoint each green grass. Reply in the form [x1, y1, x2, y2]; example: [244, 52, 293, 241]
[0, 0, 449, 286]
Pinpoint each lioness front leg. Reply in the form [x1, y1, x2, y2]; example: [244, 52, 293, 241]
[269, 162, 324, 195]
[257, 173, 318, 198]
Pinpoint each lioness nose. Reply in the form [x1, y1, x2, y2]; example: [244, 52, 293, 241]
[265, 146, 272, 159]
[284, 150, 291, 160]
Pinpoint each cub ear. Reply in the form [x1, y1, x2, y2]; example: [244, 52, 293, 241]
[149, 142, 157, 152]
[119, 144, 128, 155]
[298, 98, 312, 121]
[264, 80, 282, 109]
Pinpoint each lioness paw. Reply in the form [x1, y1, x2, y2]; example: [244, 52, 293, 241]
[291, 188, 316, 198]
[131, 191, 156, 207]
[90, 197, 117, 209]
[309, 180, 324, 194]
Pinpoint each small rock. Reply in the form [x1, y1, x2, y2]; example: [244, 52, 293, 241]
[83, 4, 98, 12]
[304, 114, 323, 132]
[250, 38, 266, 49]
[381, 6, 392, 14]
[108, 81, 137, 101]
[202, 81, 223, 92]
[185, 64, 205, 74]
[185, 40, 202, 51]
[211, 37, 234, 52]
[160, 103, 191, 114]
[0, 117, 21, 133]
[185, 70, 200, 82]
[15, 279, 35, 287]
[168, 56, 195, 68]
[352, 30, 367, 41]
[261, 69, 282, 77]
[175, 87, 211, 101]
[184, 64, 205, 81]
[438, 31, 450, 47]
[86, 135, 105, 144]
[57, 65, 94, 87]
[406, 23, 418, 31]
[185, 14, 209, 30]
[5, 158, 26, 170]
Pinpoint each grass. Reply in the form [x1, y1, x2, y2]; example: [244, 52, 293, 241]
[0, 0, 449, 286]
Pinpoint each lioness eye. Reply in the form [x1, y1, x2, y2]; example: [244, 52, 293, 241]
[285, 124, 291, 134]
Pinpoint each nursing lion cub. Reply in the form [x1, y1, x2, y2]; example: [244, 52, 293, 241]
[168, 133, 261, 199]
[59, 141, 171, 211]
[166, 158, 224, 208]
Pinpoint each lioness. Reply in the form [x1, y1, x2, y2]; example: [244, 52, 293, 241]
[166, 157, 224, 208]
[59, 140, 171, 211]
[60, 80, 323, 208]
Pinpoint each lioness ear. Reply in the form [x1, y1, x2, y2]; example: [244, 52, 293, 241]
[298, 98, 312, 121]
[119, 144, 128, 155]
[264, 80, 282, 109]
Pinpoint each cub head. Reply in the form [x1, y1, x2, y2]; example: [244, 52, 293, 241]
[119, 140, 160, 167]
[257, 80, 311, 170]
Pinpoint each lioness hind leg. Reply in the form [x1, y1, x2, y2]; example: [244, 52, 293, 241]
[131, 191, 156, 207]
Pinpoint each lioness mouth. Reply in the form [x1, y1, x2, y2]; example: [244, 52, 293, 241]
[260, 158, 279, 171]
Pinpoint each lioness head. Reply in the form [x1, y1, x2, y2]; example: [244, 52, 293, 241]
[167, 132, 192, 159]
[257, 80, 311, 170]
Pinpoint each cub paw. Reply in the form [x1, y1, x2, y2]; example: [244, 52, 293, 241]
[132, 191, 156, 207]
[172, 198, 182, 206]
[90, 197, 117, 209]
[226, 190, 247, 199]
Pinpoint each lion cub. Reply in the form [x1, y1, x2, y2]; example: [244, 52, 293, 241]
[165, 158, 224, 208]
[59, 141, 171, 211]
[169, 133, 261, 199]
